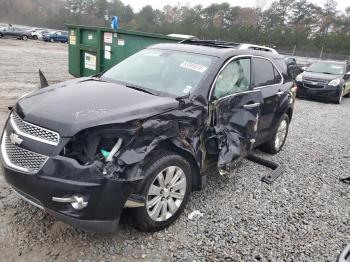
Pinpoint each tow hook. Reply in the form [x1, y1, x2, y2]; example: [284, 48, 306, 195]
[52, 195, 88, 210]
[245, 154, 286, 184]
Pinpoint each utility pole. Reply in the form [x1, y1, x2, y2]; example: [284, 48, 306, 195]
[319, 47, 324, 60]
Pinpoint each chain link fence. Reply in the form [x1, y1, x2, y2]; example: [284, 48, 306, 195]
[277, 47, 350, 64]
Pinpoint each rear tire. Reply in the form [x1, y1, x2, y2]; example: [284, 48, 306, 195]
[0, 33, 3, 38]
[344, 90, 350, 98]
[260, 114, 290, 154]
[130, 151, 192, 232]
[21, 35, 28, 41]
[32, 35, 38, 40]
[50, 38, 54, 43]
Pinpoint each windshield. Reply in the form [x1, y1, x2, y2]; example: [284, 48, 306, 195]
[102, 49, 216, 97]
[307, 62, 344, 75]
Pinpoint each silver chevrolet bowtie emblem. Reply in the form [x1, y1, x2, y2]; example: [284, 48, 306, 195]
[9, 133, 23, 146]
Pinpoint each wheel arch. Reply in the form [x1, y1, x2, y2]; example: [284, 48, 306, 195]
[153, 139, 203, 192]
[286, 107, 293, 122]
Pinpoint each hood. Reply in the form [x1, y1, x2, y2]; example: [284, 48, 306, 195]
[302, 71, 342, 81]
[16, 78, 179, 137]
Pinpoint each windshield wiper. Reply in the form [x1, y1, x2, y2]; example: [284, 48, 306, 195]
[125, 83, 158, 96]
[320, 72, 334, 75]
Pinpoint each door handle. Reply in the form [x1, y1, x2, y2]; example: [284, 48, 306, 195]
[243, 102, 260, 109]
[276, 91, 284, 96]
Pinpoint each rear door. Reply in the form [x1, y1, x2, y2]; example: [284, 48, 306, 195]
[252, 57, 286, 142]
[209, 57, 263, 172]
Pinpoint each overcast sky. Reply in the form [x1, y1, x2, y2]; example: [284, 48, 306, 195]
[123, 0, 349, 12]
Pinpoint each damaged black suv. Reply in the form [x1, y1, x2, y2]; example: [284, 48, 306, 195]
[0, 40, 295, 232]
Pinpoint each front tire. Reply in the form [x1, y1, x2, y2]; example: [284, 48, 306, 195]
[260, 114, 290, 154]
[50, 38, 54, 43]
[32, 35, 38, 40]
[336, 87, 344, 104]
[130, 151, 192, 232]
[21, 35, 28, 41]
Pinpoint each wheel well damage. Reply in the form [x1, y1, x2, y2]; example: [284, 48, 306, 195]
[60, 98, 208, 192]
[58, 95, 261, 192]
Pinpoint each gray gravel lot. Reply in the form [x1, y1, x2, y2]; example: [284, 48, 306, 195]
[0, 38, 350, 261]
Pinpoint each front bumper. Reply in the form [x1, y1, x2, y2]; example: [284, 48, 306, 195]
[0, 116, 142, 233]
[1, 157, 140, 232]
[296, 82, 341, 101]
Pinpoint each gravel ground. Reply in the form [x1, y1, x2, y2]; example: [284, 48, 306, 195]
[0, 39, 350, 261]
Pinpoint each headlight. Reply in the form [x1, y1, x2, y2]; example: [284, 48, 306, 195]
[295, 74, 303, 82]
[328, 78, 341, 86]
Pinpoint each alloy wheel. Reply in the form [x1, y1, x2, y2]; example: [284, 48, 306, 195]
[274, 119, 288, 151]
[146, 166, 187, 222]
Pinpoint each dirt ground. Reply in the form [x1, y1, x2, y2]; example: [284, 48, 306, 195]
[1, 38, 350, 261]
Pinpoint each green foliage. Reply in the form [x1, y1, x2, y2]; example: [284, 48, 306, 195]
[0, 0, 349, 54]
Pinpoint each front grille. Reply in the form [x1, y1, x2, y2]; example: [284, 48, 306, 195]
[1, 131, 48, 174]
[10, 112, 60, 145]
[303, 78, 327, 89]
[303, 77, 328, 84]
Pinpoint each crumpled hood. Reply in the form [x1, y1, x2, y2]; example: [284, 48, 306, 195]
[302, 71, 341, 82]
[15, 78, 179, 137]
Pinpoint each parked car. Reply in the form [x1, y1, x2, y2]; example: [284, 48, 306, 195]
[43, 31, 68, 43]
[0, 26, 31, 40]
[31, 29, 51, 40]
[0, 41, 295, 232]
[295, 60, 350, 103]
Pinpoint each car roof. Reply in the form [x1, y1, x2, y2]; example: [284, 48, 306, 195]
[148, 43, 284, 60]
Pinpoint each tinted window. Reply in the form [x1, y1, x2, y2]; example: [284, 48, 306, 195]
[253, 58, 276, 87]
[274, 67, 282, 84]
[214, 58, 251, 99]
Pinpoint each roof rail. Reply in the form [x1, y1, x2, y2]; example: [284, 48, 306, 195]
[180, 39, 240, 49]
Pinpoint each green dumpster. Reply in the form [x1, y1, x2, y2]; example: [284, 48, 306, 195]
[67, 24, 183, 77]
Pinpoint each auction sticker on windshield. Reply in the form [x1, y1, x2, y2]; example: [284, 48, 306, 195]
[180, 61, 207, 73]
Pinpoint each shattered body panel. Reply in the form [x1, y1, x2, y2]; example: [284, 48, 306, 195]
[0, 43, 295, 232]
[214, 91, 263, 172]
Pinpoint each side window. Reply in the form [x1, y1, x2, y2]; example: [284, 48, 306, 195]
[274, 67, 282, 84]
[346, 64, 350, 73]
[214, 58, 251, 99]
[253, 58, 276, 87]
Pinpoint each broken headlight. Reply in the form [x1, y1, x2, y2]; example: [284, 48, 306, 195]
[61, 123, 140, 165]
